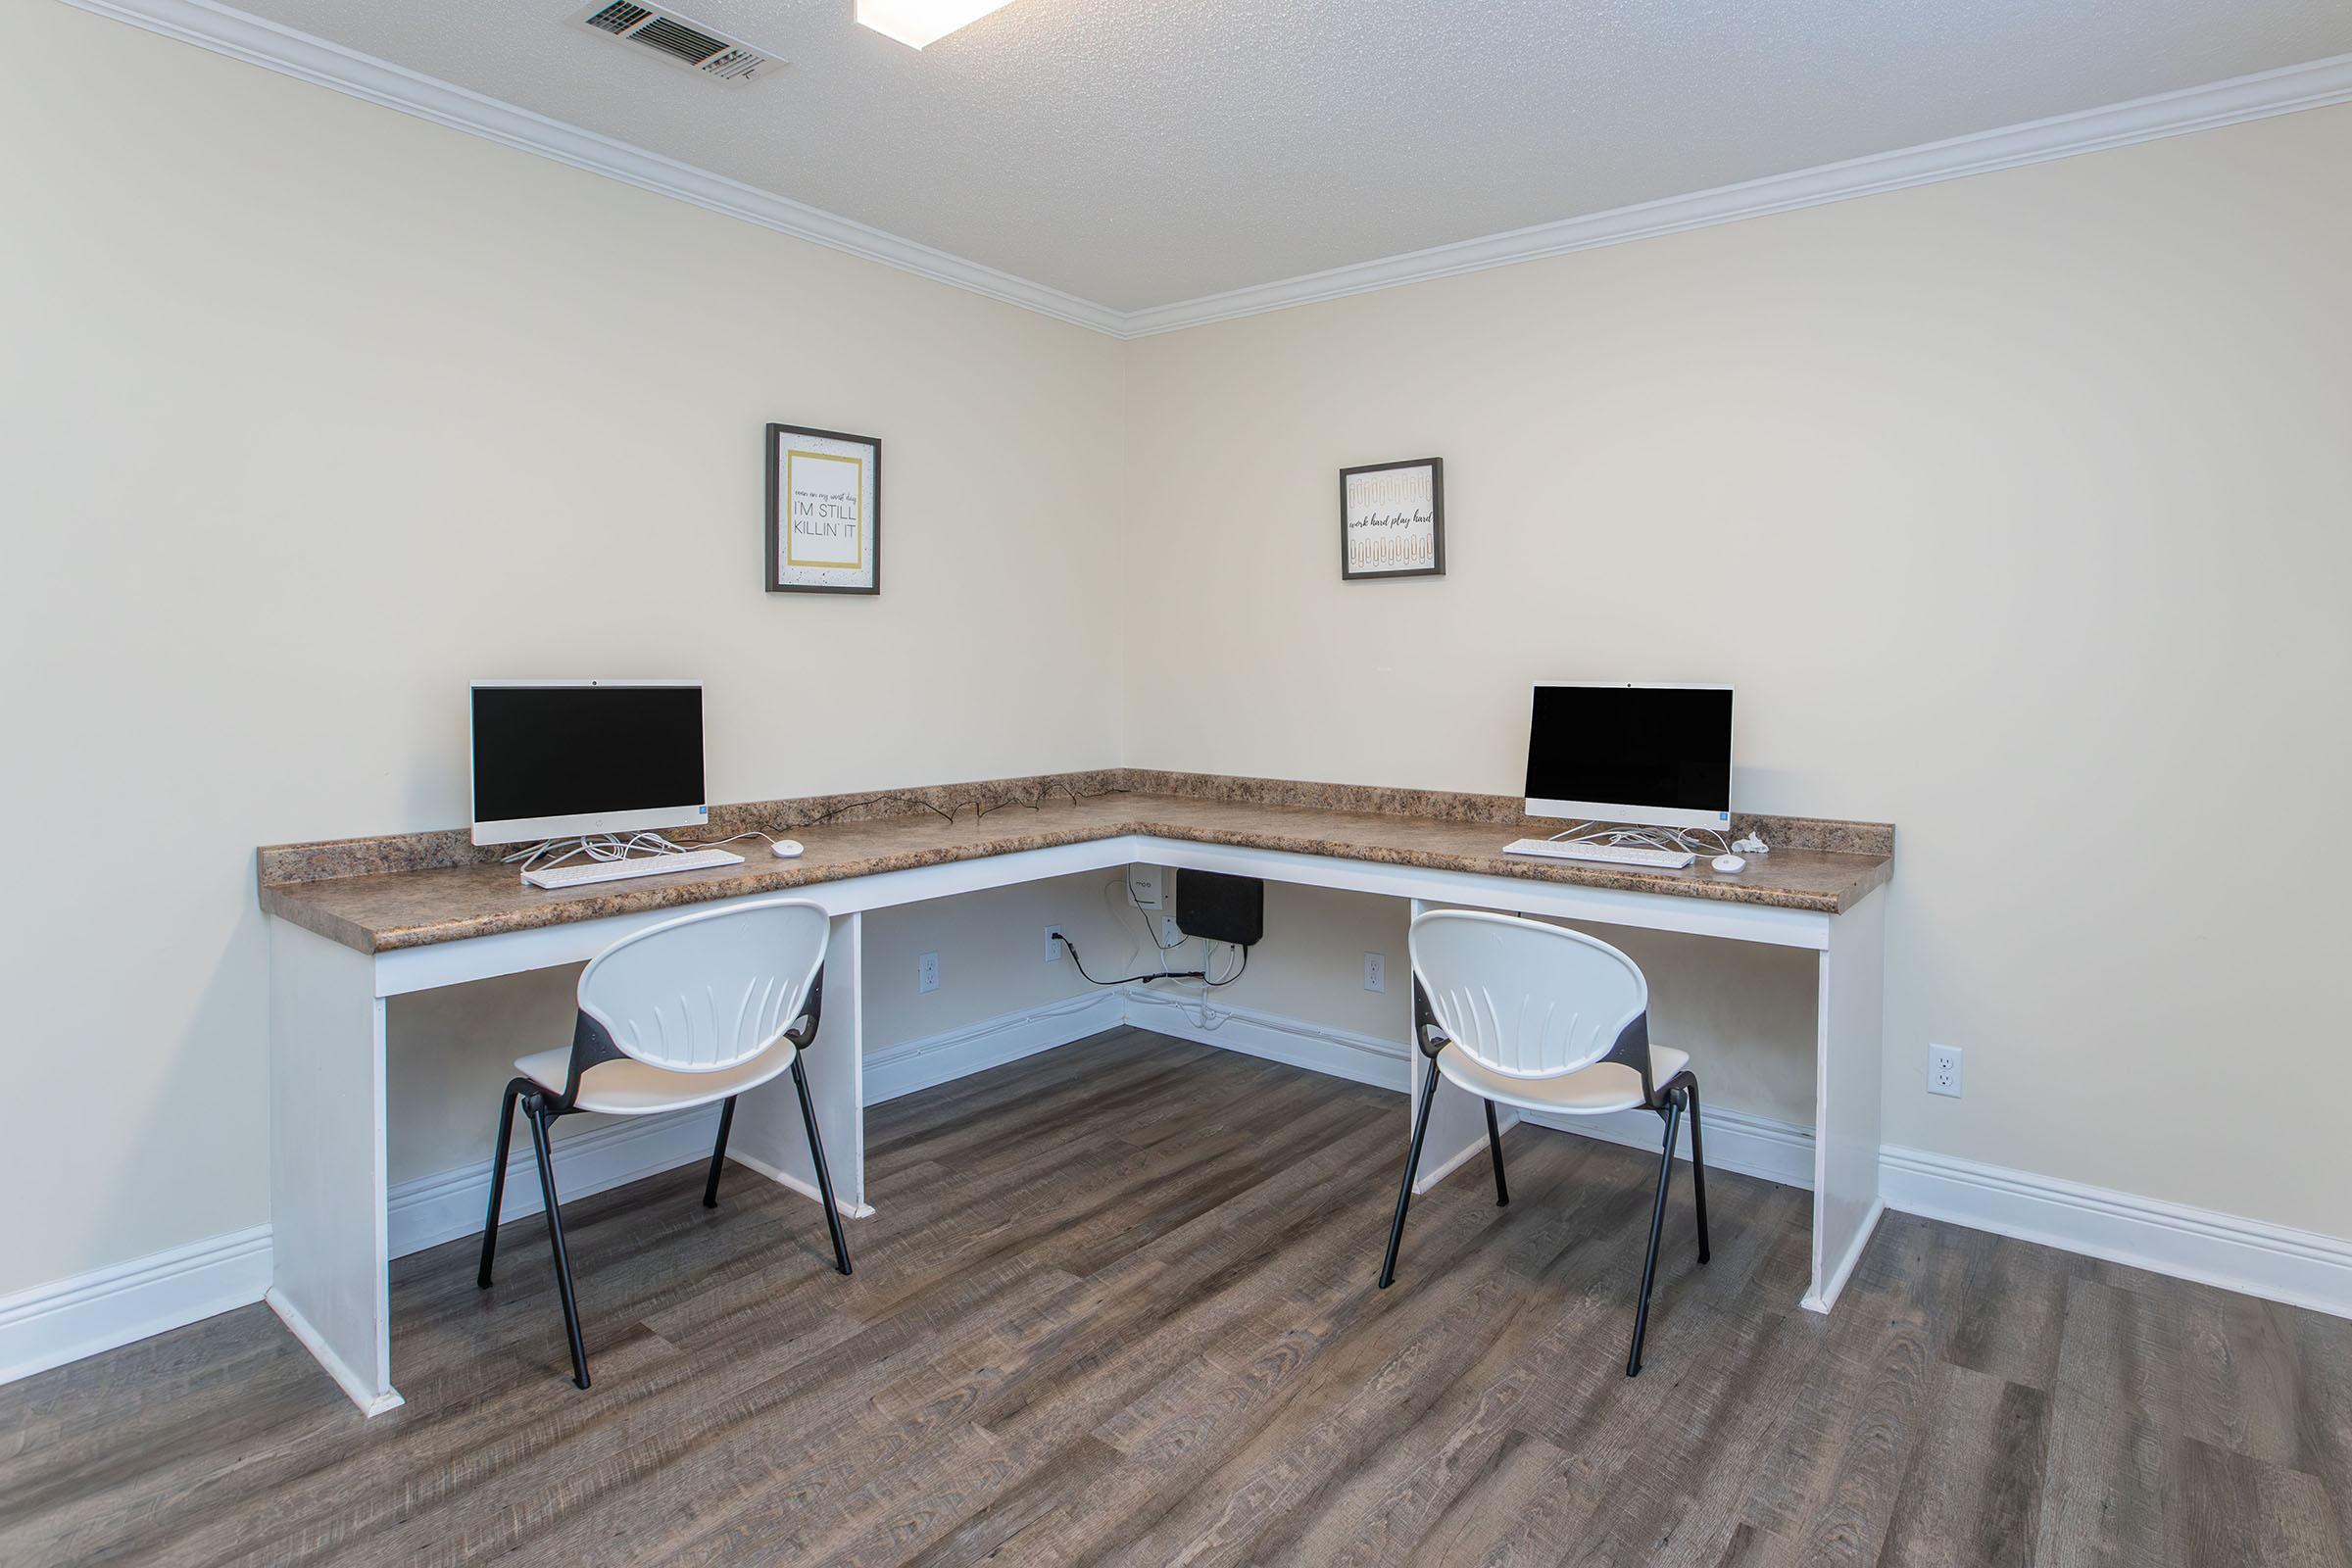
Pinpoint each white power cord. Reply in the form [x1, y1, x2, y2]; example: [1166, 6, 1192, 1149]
[678, 829, 796, 855]
[1102, 872, 1238, 1031]
[504, 827, 808, 880]
[504, 831, 703, 875]
[1542, 822, 1739, 858]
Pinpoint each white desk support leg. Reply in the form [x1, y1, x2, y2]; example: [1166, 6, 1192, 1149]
[1405, 898, 1513, 1194]
[1804, 883, 1888, 1312]
[266, 920, 402, 1416]
[729, 910, 874, 1218]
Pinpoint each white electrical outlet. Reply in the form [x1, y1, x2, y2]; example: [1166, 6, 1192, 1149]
[1160, 915, 1182, 948]
[1363, 952, 1386, 993]
[1129, 866, 1164, 910]
[1045, 925, 1066, 962]
[1928, 1043, 1962, 1098]
[916, 952, 940, 994]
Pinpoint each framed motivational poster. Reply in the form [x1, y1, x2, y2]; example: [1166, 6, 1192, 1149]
[767, 423, 881, 595]
[1340, 457, 1444, 581]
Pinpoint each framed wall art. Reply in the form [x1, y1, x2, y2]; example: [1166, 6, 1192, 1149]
[767, 423, 881, 595]
[1340, 457, 1444, 580]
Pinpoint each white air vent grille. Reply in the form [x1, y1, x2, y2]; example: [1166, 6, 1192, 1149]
[571, 3, 777, 84]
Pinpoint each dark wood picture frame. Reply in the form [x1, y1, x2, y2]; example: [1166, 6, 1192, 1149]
[1339, 457, 1445, 581]
[766, 422, 882, 596]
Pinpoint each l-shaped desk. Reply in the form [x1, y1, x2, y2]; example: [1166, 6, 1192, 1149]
[258, 771, 1893, 1415]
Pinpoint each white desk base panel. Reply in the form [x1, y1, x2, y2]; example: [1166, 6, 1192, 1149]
[268, 834, 1886, 1413]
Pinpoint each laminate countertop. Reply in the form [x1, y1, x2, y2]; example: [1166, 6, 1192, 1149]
[259, 774, 1894, 956]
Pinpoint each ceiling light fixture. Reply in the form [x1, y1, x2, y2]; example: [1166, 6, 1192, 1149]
[854, 0, 1016, 49]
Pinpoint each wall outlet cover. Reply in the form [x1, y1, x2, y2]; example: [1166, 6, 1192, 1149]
[1160, 914, 1182, 949]
[1045, 925, 1066, 962]
[1363, 952, 1386, 993]
[917, 952, 941, 994]
[1928, 1043, 1962, 1098]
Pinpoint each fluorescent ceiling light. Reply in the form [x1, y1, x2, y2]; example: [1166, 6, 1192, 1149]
[855, 0, 1017, 49]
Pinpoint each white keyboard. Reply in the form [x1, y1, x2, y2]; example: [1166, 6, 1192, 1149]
[523, 848, 745, 890]
[1502, 838, 1694, 870]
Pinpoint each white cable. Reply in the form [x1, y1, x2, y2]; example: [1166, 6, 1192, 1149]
[1098, 875, 1155, 974]
[1182, 942, 1232, 1031]
[1542, 822, 1731, 857]
[682, 830, 789, 854]
[1110, 872, 1188, 975]
[505, 830, 735, 879]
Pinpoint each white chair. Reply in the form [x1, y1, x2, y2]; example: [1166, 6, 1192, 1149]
[1376, 909, 1710, 1376]
[475, 898, 851, 1389]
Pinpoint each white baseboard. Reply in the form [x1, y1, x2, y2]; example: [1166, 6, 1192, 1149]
[1118, 986, 1412, 1092]
[1519, 1102, 1819, 1192]
[395, 993, 1134, 1254]
[863, 991, 1127, 1104]
[0, 1108, 731, 1386]
[1115, 982, 1815, 1193]
[386, 1104, 725, 1260]
[1881, 1146, 2352, 1320]
[1097, 991, 2352, 1318]
[0, 1223, 271, 1385]
[14, 994, 2347, 1389]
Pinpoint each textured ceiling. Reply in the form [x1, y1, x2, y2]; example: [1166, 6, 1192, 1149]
[231, 0, 2352, 312]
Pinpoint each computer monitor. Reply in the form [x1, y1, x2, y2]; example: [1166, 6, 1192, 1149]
[1523, 682, 1734, 832]
[469, 681, 710, 846]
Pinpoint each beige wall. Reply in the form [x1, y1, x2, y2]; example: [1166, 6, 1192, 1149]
[9, 2, 2348, 1307]
[0, 3, 1127, 1295]
[1123, 105, 2352, 1237]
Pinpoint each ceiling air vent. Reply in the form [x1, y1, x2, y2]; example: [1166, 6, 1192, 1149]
[570, 2, 778, 85]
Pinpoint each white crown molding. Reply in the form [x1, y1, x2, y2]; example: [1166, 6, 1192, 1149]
[61, 0, 1129, 336]
[61, 0, 2352, 341]
[1121, 51, 2352, 336]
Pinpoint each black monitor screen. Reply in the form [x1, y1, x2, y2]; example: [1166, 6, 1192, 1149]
[1524, 685, 1733, 815]
[470, 684, 705, 827]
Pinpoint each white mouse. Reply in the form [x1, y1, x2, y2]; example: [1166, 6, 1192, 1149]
[1710, 854, 1746, 875]
[771, 839, 805, 858]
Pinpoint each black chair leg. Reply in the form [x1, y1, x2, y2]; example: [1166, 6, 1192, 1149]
[703, 1096, 738, 1209]
[524, 1098, 591, 1390]
[1684, 1078, 1711, 1265]
[1483, 1099, 1510, 1207]
[477, 1078, 524, 1288]
[1627, 1089, 1685, 1378]
[791, 1057, 854, 1276]
[1378, 1056, 1443, 1289]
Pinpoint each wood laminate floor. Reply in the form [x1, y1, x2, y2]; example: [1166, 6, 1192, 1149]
[4, 1030, 2347, 1567]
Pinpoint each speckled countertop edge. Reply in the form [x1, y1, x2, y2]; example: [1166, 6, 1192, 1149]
[258, 772, 1894, 956]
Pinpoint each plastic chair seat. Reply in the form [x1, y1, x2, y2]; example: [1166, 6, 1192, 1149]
[514, 1042, 799, 1115]
[1437, 1042, 1690, 1116]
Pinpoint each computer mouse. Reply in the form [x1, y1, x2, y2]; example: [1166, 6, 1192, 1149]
[771, 839, 805, 858]
[1710, 854, 1746, 875]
